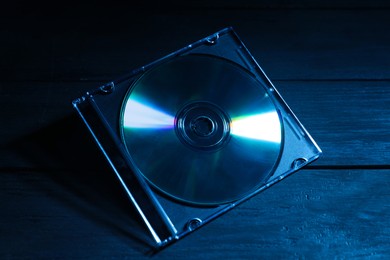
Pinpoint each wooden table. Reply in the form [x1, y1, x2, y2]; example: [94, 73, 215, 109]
[1, 2, 389, 258]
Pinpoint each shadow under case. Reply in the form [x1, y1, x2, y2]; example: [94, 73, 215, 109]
[72, 27, 322, 249]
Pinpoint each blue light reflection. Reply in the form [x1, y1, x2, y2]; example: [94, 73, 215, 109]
[123, 99, 175, 129]
[230, 112, 281, 143]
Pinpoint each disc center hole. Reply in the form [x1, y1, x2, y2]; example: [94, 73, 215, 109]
[191, 116, 215, 137]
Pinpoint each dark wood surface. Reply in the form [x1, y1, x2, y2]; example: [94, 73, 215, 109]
[1, 2, 389, 259]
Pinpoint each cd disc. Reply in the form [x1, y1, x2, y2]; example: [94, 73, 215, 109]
[120, 54, 283, 205]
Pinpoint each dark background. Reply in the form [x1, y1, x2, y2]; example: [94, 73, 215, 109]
[1, 1, 389, 258]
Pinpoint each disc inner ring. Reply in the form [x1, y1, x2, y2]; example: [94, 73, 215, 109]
[191, 116, 215, 137]
[175, 101, 231, 152]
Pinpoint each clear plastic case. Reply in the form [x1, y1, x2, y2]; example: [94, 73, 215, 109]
[72, 27, 322, 249]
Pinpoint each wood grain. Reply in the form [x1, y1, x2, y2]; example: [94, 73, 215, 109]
[1, 9, 389, 81]
[1, 169, 389, 258]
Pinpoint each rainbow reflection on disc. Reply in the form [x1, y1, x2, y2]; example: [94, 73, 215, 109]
[120, 54, 283, 205]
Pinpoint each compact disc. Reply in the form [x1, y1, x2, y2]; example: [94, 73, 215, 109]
[120, 54, 283, 205]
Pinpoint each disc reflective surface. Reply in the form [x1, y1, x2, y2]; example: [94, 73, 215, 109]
[120, 54, 282, 205]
